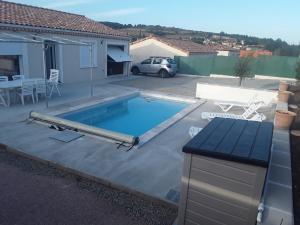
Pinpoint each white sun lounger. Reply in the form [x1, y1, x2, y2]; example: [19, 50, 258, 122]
[202, 101, 266, 122]
[214, 94, 262, 112]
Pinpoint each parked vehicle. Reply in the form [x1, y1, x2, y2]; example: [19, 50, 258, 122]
[131, 57, 177, 78]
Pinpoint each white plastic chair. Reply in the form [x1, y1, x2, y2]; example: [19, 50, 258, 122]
[202, 102, 266, 122]
[35, 79, 47, 102]
[189, 126, 203, 138]
[17, 80, 35, 105]
[0, 76, 8, 82]
[0, 76, 8, 106]
[48, 69, 61, 98]
[12, 75, 25, 80]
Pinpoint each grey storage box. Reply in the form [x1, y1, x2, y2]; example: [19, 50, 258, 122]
[178, 118, 273, 225]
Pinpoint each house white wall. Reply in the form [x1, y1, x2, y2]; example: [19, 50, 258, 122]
[217, 50, 240, 57]
[0, 31, 130, 83]
[54, 34, 130, 82]
[189, 52, 217, 56]
[59, 34, 105, 83]
[26, 42, 44, 78]
[130, 38, 188, 63]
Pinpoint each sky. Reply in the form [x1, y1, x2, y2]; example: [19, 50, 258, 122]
[9, 0, 300, 44]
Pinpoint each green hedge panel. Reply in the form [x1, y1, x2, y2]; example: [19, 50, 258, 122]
[176, 55, 299, 78]
[175, 55, 214, 76]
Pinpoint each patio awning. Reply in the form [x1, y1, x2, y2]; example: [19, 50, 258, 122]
[107, 46, 132, 62]
[0, 32, 90, 46]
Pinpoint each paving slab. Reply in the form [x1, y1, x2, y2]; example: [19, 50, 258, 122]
[0, 94, 211, 201]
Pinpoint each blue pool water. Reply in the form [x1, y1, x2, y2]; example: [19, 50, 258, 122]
[59, 95, 188, 137]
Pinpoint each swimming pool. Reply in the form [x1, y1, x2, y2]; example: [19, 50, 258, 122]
[58, 94, 188, 137]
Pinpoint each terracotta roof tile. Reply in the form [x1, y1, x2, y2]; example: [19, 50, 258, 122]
[155, 37, 216, 54]
[0, 1, 127, 38]
[132, 36, 217, 54]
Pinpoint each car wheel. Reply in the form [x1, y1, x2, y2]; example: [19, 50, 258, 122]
[132, 67, 140, 75]
[159, 69, 169, 78]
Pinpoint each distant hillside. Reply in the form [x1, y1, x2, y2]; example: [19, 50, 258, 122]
[101, 21, 300, 57]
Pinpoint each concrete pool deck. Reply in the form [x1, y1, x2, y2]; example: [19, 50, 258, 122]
[0, 75, 278, 203]
[0, 94, 211, 201]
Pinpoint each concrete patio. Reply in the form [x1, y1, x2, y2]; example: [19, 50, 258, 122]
[0, 84, 211, 202]
[0, 75, 286, 219]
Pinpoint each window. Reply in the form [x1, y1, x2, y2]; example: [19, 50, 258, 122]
[166, 58, 176, 64]
[153, 58, 162, 64]
[0, 55, 20, 79]
[141, 58, 152, 64]
[80, 41, 97, 68]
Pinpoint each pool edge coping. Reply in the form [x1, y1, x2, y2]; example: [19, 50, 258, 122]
[32, 91, 203, 147]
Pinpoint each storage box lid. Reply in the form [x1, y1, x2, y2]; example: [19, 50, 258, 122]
[183, 118, 273, 167]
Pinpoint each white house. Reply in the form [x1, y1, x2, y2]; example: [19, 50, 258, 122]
[0, 1, 132, 83]
[216, 48, 240, 57]
[130, 36, 217, 63]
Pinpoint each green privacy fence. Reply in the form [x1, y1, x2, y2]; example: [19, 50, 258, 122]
[211, 56, 238, 75]
[175, 55, 214, 75]
[175, 55, 299, 78]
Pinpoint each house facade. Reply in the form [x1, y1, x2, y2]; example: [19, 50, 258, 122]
[130, 36, 217, 63]
[0, 1, 131, 83]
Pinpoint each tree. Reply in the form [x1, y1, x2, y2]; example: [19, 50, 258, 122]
[296, 61, 300, 80]
[234, 57, 253, 86]
[192, 37, 204, 44]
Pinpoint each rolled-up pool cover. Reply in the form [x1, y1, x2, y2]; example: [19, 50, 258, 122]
[29, 111, 139, 145]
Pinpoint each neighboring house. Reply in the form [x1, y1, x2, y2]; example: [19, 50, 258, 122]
[213, 45, 240, 57]
[130, 36, 216, 63]
[0, 1, 132, 83]
[217, 50, 240, 56]
[240, 49, 273, 57]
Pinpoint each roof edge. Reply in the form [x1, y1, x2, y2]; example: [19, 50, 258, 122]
[131, 36, 216, 54]
[0, 23, 131, 41]
[130, 36, 189, 54]
[130, 35, 154, 45]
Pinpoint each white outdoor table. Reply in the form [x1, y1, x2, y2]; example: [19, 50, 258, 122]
[0, 78, 42, 106]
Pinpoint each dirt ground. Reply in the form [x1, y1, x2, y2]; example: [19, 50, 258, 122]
[0, 147, 177, 225]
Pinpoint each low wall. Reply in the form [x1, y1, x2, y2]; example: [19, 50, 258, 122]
[210, 74, 237, 79]
[209, 74, 297, 82]
[255, 75, 297, 82]
[196, 83, 278, 105]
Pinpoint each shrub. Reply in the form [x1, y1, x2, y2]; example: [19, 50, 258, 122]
[234, 57, 253, 86]
[295, 61, 300, 80]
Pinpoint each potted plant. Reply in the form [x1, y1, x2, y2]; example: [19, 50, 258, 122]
[278, 90, 294, 102]
[275, 110, 297, 129]
[296, 61, 300, 82]
[234, 57, 253, 86]
[279, 81, 289, 91]
[289, 61, 300, 102]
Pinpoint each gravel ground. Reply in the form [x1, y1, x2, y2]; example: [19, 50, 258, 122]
[0, 147, 177, 225]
